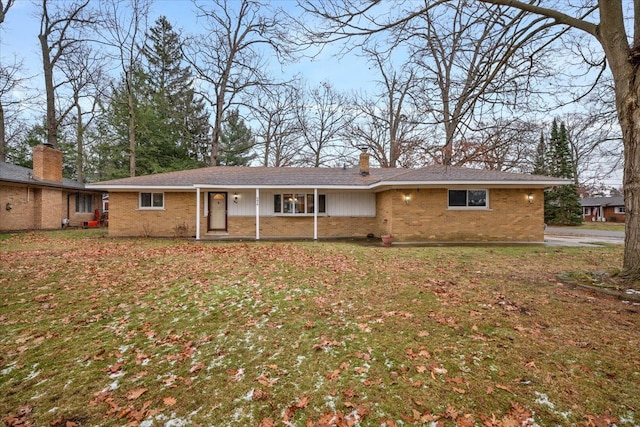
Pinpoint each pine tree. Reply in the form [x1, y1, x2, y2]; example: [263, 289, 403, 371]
[141, 16, 210, 168]
[532, 131, 546, 175]
[218, 109, 255, 166]
[543, 119, 583, 225]
[99, 17, 210, 178]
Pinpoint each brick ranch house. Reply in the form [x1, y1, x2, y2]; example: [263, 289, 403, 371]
[581, 196, 625, 223]
[0, 144, 104, 231]
[87, 152, 568, 242]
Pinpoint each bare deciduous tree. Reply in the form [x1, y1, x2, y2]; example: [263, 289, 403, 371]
[0, 0, 14, 25]
[186, 0, 288, 166]
[250, 82, 303, 167]
[0, 57, 30, 163]
[296, 81, 351, 167]
[58, 43, 105, 182]
[97, 0, 151, 177]
[38, 0, 96, 149]
[347, 47, 421, 168]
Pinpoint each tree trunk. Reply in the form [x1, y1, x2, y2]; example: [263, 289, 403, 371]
[0, 102, 5, 162]
[75, 101, 84, 183]
[127, 73, 136, 177]
[596, 3, 640, 281]
[619, 83, 640, 281]
[39, 33, 57, 148]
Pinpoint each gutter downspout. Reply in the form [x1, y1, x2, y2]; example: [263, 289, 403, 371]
[196, 187, 201, 240]
[314, 188, 318, 240]
[255, 188, 260, 240]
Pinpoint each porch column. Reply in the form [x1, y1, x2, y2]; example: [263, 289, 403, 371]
[255, 188, 260, 240]
[196, 187, 201, 240]
[314, 188, 318, 240]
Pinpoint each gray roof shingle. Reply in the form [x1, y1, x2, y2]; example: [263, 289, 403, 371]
[0, 162, 87, 190]
[87, 165, 568, 190]
[580, 196, 624, 207]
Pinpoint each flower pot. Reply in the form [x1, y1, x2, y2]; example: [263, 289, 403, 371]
[381, 234, 393, 247]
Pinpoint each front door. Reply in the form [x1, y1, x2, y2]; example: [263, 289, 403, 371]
[208, 192, 227, 231]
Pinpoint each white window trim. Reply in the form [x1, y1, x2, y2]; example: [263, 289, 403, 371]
[447, 189, 490, 210]
[139, 192, 165, 210]
[614, 206, 625, 214]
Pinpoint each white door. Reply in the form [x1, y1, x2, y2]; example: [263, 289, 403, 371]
[208, 192, 227, 231]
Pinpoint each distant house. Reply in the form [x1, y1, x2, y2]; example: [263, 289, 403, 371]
[581, 196, 625, 223]
[87, 152, 568, 243]
[0, 144, 104, 231]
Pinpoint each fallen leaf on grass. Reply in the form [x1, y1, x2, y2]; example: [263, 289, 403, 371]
[581, 412, 619, 427]
[190, 362, 205, 374]
[258, 418, 276, 427]
[163, 397, 177, 406]
[126, 387, 148, 400]
[326, 369, 341, 380]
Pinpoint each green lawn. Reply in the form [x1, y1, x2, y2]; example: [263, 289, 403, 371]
[554, 222, 626, 232]
[1, 230, 638, 426]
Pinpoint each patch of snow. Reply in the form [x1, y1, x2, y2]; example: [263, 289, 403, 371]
[324, 394, 337, 411]
[618, 412, 637, 424]
[108, 371, 125, 379]
[24, 369, 40, 381]
[534, 392, 555, 409]
[119, 344, 133, 354]
[296, 356, 306, 367]
[109, 379, 119, 390]
[48, 407, 57, 413]
[243, 389, 254, 401]
[625, 289, 640, 295]
[1, 362, 16, 375]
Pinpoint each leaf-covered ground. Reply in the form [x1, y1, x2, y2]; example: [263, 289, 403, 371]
[1, 230, 639, 426]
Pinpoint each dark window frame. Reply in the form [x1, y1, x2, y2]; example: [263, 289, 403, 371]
[447, 189, 488, 208]
[273, 193, 326, 215]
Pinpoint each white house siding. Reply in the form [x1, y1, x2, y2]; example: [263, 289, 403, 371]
[225, 190, 376, 217]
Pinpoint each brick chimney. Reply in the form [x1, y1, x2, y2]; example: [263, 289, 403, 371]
[32, 144, 63, 183]
[359, 150, 370, 176]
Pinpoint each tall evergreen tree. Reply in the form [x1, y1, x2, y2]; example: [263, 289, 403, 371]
[543, 119, 583, 225]
[532, 131, 546, 175]
[218, 109, 255, 166]
[142, 16, 210, 166]
[99, 16, 210, 178]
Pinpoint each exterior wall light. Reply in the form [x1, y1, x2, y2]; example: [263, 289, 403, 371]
[527, 193, 533, 204]
[233, 193, 239, 204]
[404, 193, 411, 204]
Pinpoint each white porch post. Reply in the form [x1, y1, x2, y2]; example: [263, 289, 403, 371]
[196, 187, 201, 240]
[314, 188, 318, 240]
[255, 188, 260, 240]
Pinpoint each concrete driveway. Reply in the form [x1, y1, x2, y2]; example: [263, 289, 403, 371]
[544, 226, 625, 247]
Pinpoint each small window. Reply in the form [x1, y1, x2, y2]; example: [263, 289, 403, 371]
[273, 193, 326, 215]
[75, 194, 93, 213]
[139, 192, 164, 209]
[448, 189, 487, 208]
[614, 206, 625, 214]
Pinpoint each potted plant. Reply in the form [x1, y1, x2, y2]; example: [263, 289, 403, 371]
[381, 231, 393, 247]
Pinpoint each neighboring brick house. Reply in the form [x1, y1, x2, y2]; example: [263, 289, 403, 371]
[0, 144, 104, 231]
[581, 196, 625, 223]
[87, 152, 568, 242]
